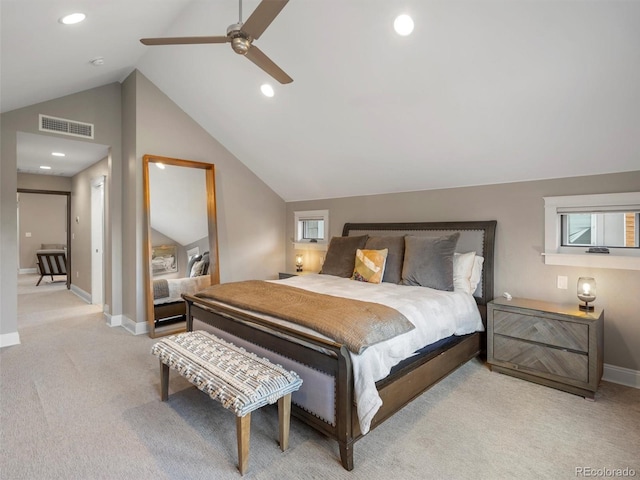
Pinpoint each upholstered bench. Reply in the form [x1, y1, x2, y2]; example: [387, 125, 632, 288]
[151, 330, 303, 475]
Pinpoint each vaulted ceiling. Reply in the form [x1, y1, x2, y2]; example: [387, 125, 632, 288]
[3, 1, 639, 201]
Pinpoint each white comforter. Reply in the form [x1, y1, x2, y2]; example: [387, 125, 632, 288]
[273, 274, 484, 434]
[154, 276, 211, 305]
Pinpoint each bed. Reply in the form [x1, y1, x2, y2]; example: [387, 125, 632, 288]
[153, 252, 211, 326]
[183, 221, 496, 470]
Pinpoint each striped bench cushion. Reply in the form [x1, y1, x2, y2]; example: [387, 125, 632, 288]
[151, 331, 302, 417]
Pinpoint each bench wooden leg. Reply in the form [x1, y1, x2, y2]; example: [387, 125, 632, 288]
[236, 413, 251, 475]
[160, 361, 169, 401]
[278, 393, 292, 451]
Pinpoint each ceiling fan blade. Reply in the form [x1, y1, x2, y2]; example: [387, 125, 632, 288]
[245, 45, 293, 84]
[140, 36, 230, 46]
[242, 0, 289, 40]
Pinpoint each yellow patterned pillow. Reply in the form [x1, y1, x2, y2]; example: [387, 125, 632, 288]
[352, 249, 388, 284]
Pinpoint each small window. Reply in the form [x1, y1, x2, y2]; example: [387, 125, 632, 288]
[301, 218, 325, 242]
[294, 210, 329, 245]
[561, 212, 639, 248]
[544, 192, 640, 270]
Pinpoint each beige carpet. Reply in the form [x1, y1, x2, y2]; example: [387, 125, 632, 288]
[1, 274, 639, 479]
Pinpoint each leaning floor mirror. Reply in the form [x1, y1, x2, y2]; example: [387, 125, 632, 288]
[143, 154, 219, 338]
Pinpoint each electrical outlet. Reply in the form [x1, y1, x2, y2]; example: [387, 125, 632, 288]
[557, 275, 568, 289]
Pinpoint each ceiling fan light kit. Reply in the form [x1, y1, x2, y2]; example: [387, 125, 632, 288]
[140, 0, 292, 84]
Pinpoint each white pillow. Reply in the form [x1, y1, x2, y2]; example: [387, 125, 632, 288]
[453, 252, 476, 294]
[469, 255, 485, 294]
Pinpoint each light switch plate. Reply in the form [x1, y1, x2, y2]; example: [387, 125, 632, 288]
[557, 275, 568, 289]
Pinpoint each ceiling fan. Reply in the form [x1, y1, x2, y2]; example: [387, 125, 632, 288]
[140, 0, 292, 84]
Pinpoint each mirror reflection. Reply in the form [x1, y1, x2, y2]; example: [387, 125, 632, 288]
[143, 155, 218, 337]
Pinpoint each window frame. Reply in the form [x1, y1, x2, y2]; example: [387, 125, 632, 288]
[543, 192, 640, 270]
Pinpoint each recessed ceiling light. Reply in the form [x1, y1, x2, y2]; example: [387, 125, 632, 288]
[59, 13, 86, 25]
[40, 166, 52, 170]
[261, 84, 275, 98]
[394, 14, 414, 36]
[51, 152, 65, 157]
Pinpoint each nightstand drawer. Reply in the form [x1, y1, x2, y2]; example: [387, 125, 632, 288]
[493, 335, 589, 382]
[493, 310, 588, 352]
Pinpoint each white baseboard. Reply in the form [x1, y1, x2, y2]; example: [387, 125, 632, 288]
[19, 268, 38, 274]
[120, 315, 149, 335]
[106, 312, 148, 335]
[70, 284, 91, 304]
[603, 363, 640, 389]
[0, 331, 21, 348]
[105, 312, 123, 328]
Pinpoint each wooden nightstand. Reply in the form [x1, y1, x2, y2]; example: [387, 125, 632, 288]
[487, 297, 604, 399]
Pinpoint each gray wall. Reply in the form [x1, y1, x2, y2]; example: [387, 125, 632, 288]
[70, 158, 109, 294]
[286, 171, 640, 372]
[16, 173, 71, 271]
[1, 83, 123, 344]
[17, 193, 67, 270]
[123, 70, 286, 326]
[16, 158, 108, 296]
[17, 173, 72, 191]
[5, 73, 635, 375]
[2, 73, 286, 343]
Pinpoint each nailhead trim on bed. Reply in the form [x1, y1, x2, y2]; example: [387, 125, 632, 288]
[151, 331, 303, 417]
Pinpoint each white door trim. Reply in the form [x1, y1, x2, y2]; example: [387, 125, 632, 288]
[91, 176, 105, 306]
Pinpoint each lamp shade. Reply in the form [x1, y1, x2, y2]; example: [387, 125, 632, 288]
[577, 277, 596, 311]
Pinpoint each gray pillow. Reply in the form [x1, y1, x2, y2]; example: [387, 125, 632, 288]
[320, 235, 368, 277]
[364, 236, 405, 284]
[401, 233, 460, 291]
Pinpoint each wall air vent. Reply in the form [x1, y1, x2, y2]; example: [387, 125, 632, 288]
[39, 114, 94, 139]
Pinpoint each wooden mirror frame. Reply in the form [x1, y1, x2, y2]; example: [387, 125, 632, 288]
[143, 154, 219, 338]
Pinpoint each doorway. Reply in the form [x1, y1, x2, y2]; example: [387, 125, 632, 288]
[17, 189, 71, 289]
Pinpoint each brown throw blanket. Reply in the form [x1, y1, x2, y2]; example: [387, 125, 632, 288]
[195, 280, 415, 354]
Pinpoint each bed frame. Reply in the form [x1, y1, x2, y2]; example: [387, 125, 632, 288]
[183, 220, 496, 470]
[154, 301, 186, 326]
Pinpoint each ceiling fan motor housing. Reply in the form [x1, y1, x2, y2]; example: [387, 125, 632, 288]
[140, 1, 292, 84]
[227, 23, 252, 55]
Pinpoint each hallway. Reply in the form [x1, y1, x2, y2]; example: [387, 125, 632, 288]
[17, 273, 102, 331]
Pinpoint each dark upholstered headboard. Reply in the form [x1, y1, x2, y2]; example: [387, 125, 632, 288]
[342, 221, 497, 322]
